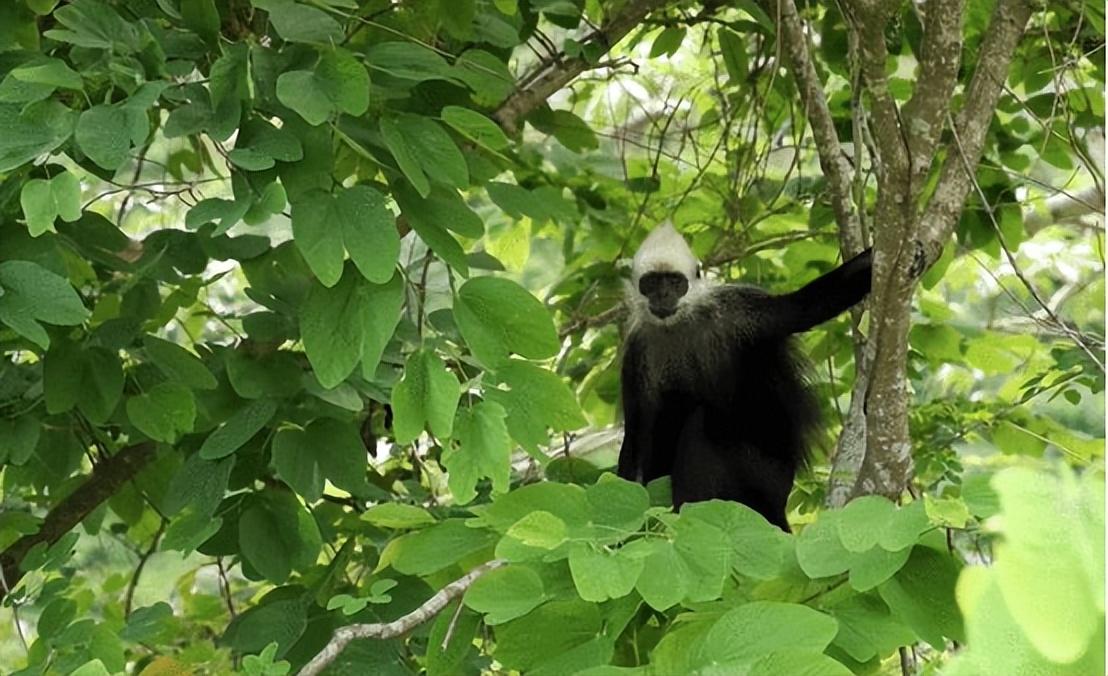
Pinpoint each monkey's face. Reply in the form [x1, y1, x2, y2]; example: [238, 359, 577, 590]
[638, 271, 689, 318]
[630, 222, 701, 323]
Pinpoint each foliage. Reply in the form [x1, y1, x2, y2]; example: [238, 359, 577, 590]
[0, 0, 1102, 674]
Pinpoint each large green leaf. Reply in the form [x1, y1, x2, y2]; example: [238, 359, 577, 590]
[198, 398, 278, 459]
[238, 491, 323, 584]
[441, 401, 511, 504]
[0, 100, 76, 172]
[391, 349, 460, 443]
[0, 260, 88, 348]
[20, 171, 81, 237]
[76, 104, 131, 170]
[463, 565, 546, 624]
[700, 601, 839, 665]
[276, 47, 370, 125]
[272, 418, 369, 501]
[486, 360, 585, 453]
[299, 267, 404, 388]
[291, 185, 398, 286]
[126, 383, 196, 443]
[382, 519, 497, 576]
[142, 335, 218, 390]
[568, 543, 643, 602]
[252, 0, 342, 44]
[380, 114, 467, 195]
[454, 277, 559, 367]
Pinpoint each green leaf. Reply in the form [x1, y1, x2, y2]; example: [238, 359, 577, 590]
[142, 335, 218, 390]
[796, 510, 852, 578]
[310, 417, 369, 497]
[198, 398, 278, 459]
[339, 185, 399, 283]
[504, 510, 567, 550]
[164, 453, 234, 518]
[848, 545, 912, 591]
[454, 277, 559, 367]
[453, 49, 514, 106]
[20, 172, 81, 237]
[226, 350, 303, 399]
[0, 260, 88, 348]
[568, 543, 643, 602]
[442, 402, 512, 504]
[990, 467, 1102, 662]
[700, 601, 838, 664]
[11, 57, 82, 89]
[181, 0, 221, 44]
[441, 106, 510, 151]
[408, 213, 470, 274]
[391, 349, 460, 443]
[361, 503, 436, 529]
[718, 28, 749, 83]
[635, 540, 690, 611]
[837, 495, 896, 552]
[276, 47, 370, 125]
[76, 105, 132, 170]
[253, 0, 343, 43]
[126, 383, 196, 443]
[380, 115, 429, 197]
[878, 547, 965, 649]
[78, 346, 123, 424]
[291, 185, 399, 286]
[276, 71, 330, 126]
[380, 114, 468, 192]
[395, 184, 484, 239]
[0, 416, 40, 466]
[238, 492, 323, 584]
[464, 565, 545, 624]
[271, 427, 324, 501]
[47, 0, 141, 50]
[299, 268, 404, 388]
[679, 500, 791, 580]
[828, 592, 916, 663]
[585, 474, 649, 535]
[486, 360, 585, 453]
[0, 101, 76, 173]
[383, 519, 497, 576]
[365, 41, 456, 82]
[650, 26, 686, 58]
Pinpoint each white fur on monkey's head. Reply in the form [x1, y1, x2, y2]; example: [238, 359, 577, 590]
[630, 222, 699, 286]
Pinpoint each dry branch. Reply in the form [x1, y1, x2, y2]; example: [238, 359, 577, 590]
[298, 559, 506, 676]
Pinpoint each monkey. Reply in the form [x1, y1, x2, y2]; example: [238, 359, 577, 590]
[616, 223, 872, 531]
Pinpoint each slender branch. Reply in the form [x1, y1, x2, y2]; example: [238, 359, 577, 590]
[297, 560, 505, 676]
[124, 519, 167, 617]
[492, 0, 673, 134]
[0, 442, 157, 602]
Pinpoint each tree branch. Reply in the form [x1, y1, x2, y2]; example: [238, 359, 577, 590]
[772, 0, 864, 254]
[0, 442, 157, 602]
[297, 559, 505, 676]
[920, 0, 1034, 260]
[492, 0, 673, 134]
[902, 0, 965, 186]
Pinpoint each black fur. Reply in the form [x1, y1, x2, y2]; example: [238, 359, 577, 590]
[617, 249, 873, 530]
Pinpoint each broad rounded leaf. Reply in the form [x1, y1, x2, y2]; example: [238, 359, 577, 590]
[76, 105, 131, 170]
[198, 398, 278, 459]
[454, 277, 559, 367]
[361, 503, 436, 529]
[391, 349, 460, 443]
[463, 565, 546, 624]
[441, 401, 511, 504]
[126, 383, 196, 442]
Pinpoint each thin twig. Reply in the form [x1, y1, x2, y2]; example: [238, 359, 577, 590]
[298, 560, 505, 676]
[123, 519, 167, 618]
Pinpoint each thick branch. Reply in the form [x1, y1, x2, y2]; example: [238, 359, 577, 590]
[298, 559, 506, 676]
[492, 0, 672, 134]
[920, 0, 1034, 259]
[772, 0, 863, 253]
[0, 442, 156, 602]
[902, 0, 965, 185]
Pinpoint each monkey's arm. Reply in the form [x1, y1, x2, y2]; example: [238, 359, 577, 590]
[736, 248, 872, 336]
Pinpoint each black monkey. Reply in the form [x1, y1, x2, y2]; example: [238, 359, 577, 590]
[616, 223, 872, 531]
